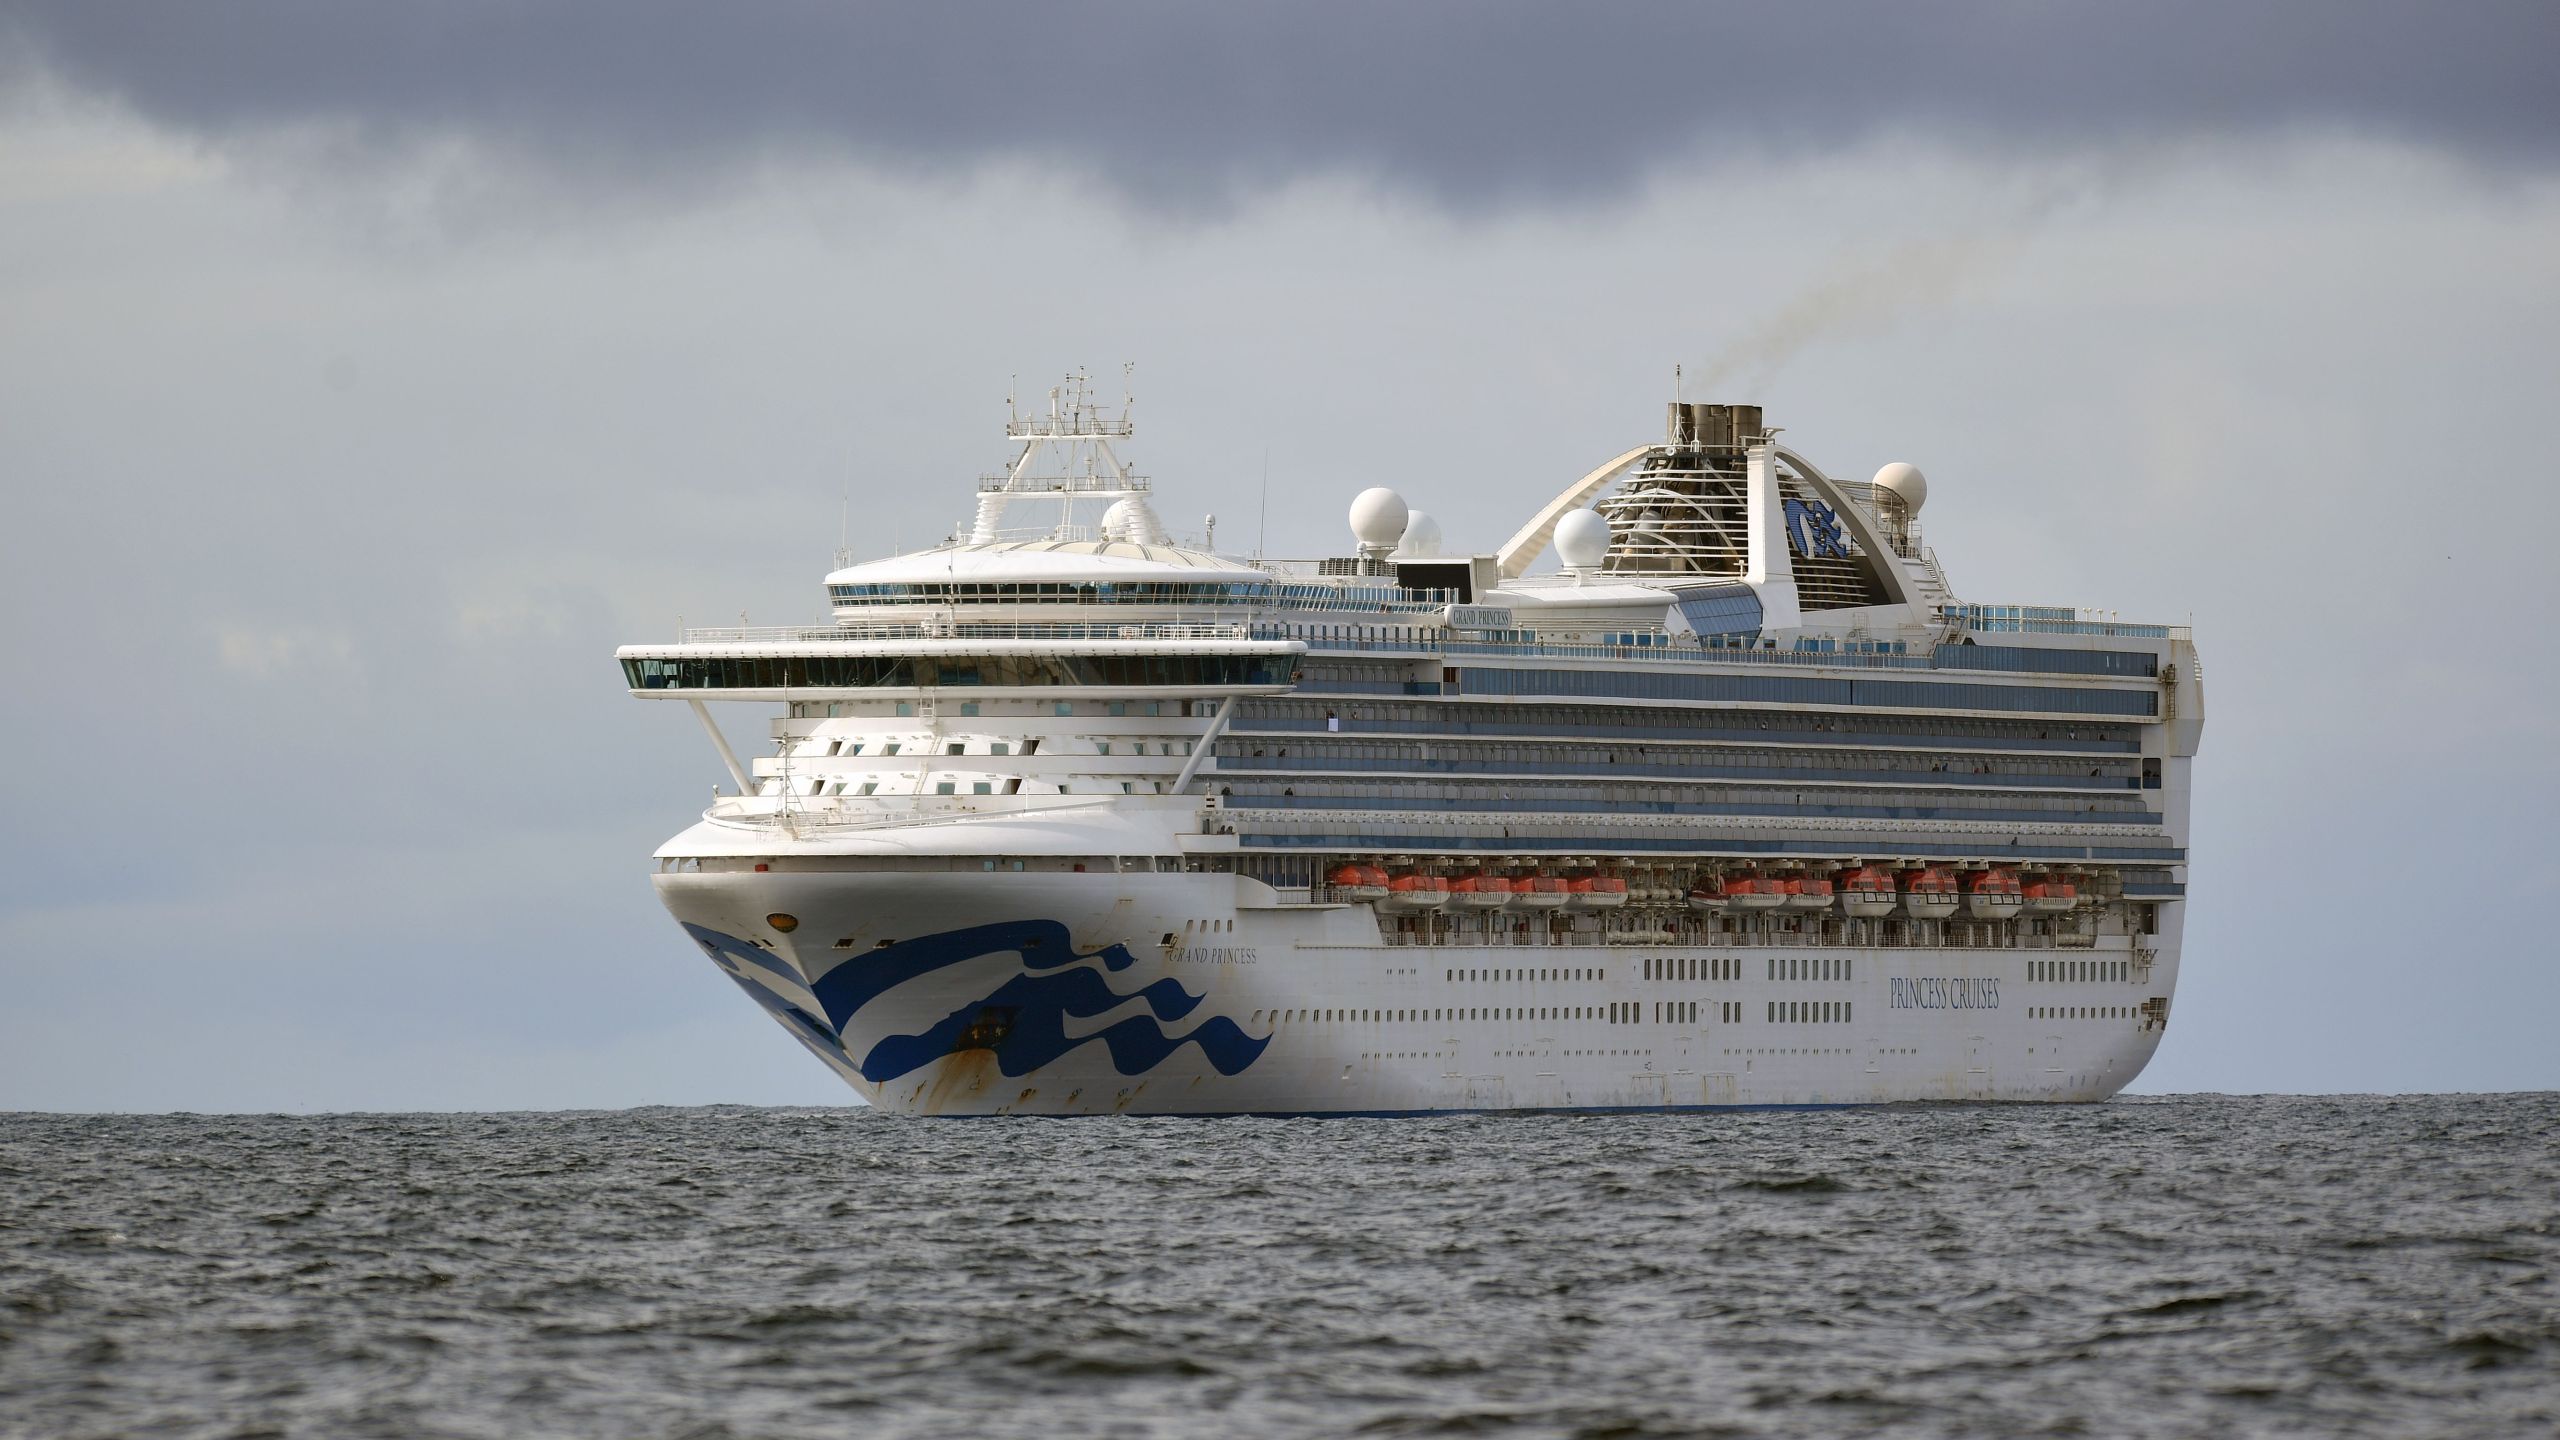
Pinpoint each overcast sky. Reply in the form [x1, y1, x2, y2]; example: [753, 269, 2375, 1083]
[3, 4, 2556, 1111]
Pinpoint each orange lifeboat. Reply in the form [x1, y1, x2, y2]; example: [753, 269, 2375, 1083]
[1511, 873, 1569, 910]
[1966, 866, 2026, 919]
[1686, 874, 1728, 910]
[1899, 865, 1961, 920]
[1326, 862, 1389, 903]
[1786, 871, 1836, 913]
[1379, 871, 1450, 913]
[1722, 871, 1788, 911]
[1837, 865, 1899, 919]
[2024, 873, 2079, 914]
[1449, 871, 1513, 909]
[1566, 873, 1629, 911]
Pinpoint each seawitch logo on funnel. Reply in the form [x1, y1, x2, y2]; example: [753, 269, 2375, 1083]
[686, 919, 1270, 1082]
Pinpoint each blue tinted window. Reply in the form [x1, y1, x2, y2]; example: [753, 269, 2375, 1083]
[1450, 667, 2157, 717]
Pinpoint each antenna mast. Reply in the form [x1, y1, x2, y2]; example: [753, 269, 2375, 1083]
[966, 365, 1156, 546]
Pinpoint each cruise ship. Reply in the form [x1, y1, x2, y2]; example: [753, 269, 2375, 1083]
[620, 374, 2202, 1115]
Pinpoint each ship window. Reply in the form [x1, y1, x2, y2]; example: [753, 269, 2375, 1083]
[935, 782, 955, 794]
[882, 742, 901, 756]
[858, 782, 877, 796]
[1054, 702, 1073, 716]
[991, 743, 1009, 756]
[973, 782, 992, 794]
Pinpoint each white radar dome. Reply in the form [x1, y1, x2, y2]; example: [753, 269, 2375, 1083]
[1395, 510, 1444, 557]
[1348, 487, 1410, 553]
[1553, 508, 1612, 569]
[1872, 462, 1928, 516]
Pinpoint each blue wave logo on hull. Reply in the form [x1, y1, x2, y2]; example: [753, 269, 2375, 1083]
[683, 920, 1270, 1083]
[691, 930, 859, 1068]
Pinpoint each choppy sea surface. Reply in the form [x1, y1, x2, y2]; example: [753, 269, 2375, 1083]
[3, 1096, 2555, 1440]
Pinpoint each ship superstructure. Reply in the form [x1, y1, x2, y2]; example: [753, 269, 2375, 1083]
[619, 375, 2202, 1114]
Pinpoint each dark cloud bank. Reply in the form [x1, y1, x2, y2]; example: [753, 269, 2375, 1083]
[7, 1, 2557, 206]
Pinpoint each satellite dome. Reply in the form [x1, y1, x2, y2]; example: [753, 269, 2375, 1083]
[1872, 462, 1928, 516]
[1395, 510, 1444, 557]
[1348, 487, 1410, 554]
[1553, 508, 1612, 569]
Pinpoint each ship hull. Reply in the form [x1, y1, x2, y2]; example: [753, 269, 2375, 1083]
[658, 869, 2178, 1116]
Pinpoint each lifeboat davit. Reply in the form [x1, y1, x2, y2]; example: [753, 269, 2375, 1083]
[1326, 862, 1389, 903]
[1966, 866, 2026, 919]
[1511, 873, 1569, 910]
[1449, 871, 1513, 909]
[1686, 875, 1728, 911]
[1837, 865, 1899, 919]
[1899, 866, 1961, 920]
[1722, 871, 1788, 911]
[2023, 873, 2079, 914]
[1566, 874, 1629, 910]
[1379, 871, 1450, 912]
[1786, 872, 1837, 913]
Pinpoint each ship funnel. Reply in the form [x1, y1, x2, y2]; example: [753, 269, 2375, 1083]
[1666, 402, 1765, 452]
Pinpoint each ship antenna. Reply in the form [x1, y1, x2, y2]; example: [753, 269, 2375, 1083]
[1257, 444, 1271, 560]
[1675, 362, 1684, 404]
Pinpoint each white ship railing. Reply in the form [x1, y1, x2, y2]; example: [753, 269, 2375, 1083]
[975, 472, 1147, 493]
[663, 618, 2181, 668]
[678, 621, 1265, 644]
[701, 796, 1123, 833]
[1941, 606, 2187, 640]
[1285, 632, 1945, 669]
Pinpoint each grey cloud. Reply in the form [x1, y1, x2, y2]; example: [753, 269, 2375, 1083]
[6, 1, 2557, 209]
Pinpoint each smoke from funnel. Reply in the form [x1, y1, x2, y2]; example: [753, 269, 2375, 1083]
[1687, 157, 2158, 394]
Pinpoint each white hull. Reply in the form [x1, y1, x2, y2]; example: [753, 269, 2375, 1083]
[659, 868, 2179, 1115]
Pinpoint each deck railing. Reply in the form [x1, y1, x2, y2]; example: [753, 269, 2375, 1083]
[676, 621, 1267, 644]
[1942, 606, 2187, 641]
[663, 615, 2182, 674]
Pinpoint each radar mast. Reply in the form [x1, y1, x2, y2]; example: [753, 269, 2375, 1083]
[967, 365, 1163, 545]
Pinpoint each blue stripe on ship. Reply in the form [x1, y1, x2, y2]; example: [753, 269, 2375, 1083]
[683, 920, 1271, 1084]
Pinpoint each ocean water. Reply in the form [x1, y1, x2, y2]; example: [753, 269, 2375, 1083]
[2, 1096, 2554, 1439]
